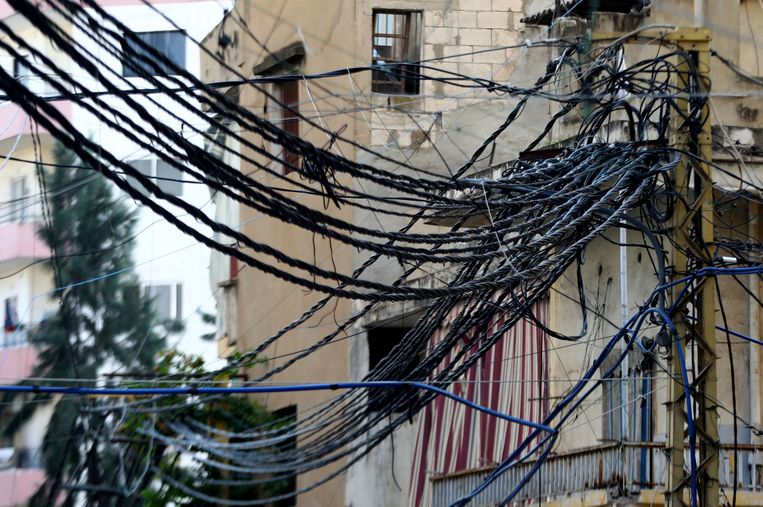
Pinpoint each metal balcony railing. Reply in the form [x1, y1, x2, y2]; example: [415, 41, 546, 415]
[430, 442, 763, 506]
[2, 328, 29, 348]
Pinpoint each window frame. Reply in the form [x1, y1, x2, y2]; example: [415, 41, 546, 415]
[125, 158, 183, 197]
[13, 58, 31, 84]
[371, 9, 422, 95]
[144, 283, 183, 321]
[13, 56, 53, 96]
[9, 177, 28, 223]
[272, 79, 300, 175]
[122, 30, 186, 78]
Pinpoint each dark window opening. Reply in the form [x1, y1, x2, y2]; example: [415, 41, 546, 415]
[601, 373, 623, 441]
[367, 327, 415, 413]
[123, 30, 186, 77]
[3, 296, 22, 346]
[371, 10, 422, 94]
[274, 80, 300, 174]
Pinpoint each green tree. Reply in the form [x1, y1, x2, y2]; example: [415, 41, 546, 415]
[2, 142, 169, 506]
[119, 351, 294, 507]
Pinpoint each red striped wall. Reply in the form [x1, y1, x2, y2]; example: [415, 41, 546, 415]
[409, 298, 549, 506]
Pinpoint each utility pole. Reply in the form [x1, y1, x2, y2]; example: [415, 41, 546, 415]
[663, 27, 718, 507]
[590, 26, 718, 507]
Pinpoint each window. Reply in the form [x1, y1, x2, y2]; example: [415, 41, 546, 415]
[125, 159, 152, 198]
[366, 327, 414, 413]
[126, 159, 183, 197]
[14, 56, 52, 96]
[4, 296, 19, 332]
[601, 375, 623, 441]
[13, 58, 32, 85]
[371, 10, 422, 94]
[123, 30, 186, 77]
[155, 160, 183, 196]
[126, 284, 182, 322]
[273, 80, 300, 174]
[10, 177, 28, 223]
[146, 284, 183, 321]
[3, 297, 25, 347]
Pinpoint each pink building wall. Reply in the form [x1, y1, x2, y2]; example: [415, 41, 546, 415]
[0, 222, 50, 267]
[0, 469, 46, 507]
[0, 0, 213, 20]
[0, 345, 38, 379]
[0, 102, 72, 144]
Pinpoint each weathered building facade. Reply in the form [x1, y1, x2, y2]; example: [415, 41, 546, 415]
[201, 1, 763, 506]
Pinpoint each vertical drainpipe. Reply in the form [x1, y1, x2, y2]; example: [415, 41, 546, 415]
[620, 224, 629, 490]
[640, 366, 650, 485]
[750, 201, 760, 484]
[694, 0, 704, 27]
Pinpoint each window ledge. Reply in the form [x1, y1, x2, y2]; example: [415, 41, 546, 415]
[217, 278, 238, 289]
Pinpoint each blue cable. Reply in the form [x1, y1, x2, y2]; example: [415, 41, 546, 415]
[4, 263, 753, 506]
[462, 303, 690, 506]
[673, 334, 698, 507]
[716, 324, 763, 346]
[684, 315, 763, 348]
[0, 380, 555, 434]
[456, 305, 648, 505]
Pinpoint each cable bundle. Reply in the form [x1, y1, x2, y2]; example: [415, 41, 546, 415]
[0, 1, 760, 505]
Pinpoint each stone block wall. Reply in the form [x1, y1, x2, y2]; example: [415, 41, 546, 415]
[367, 0, 527, 148]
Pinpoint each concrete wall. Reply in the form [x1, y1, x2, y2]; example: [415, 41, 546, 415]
[204, 1, 763, 505]
[0, 0, 230, 365]
[540, 1, 763, 456]
[349, 0, 763, 502]
[199, 1, 558, 505]
[0, 21, 66, 502]
[346, 3, 554, 504]
[203, 1, 360, 505]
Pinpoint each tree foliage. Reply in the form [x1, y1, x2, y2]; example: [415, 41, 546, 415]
[121, 351, 295, 506]
[2, 142, 169, 505]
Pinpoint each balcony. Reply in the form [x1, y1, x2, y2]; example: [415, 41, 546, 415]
[431, 442, 763, 506]
[0, 100, 71, 150]
[0, 447, 44, 507]
[0, 339, 37, 379]
[0, 468, 45, 507]
[0, 221, 49, 272]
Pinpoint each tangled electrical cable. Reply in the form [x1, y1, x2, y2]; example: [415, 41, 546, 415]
[1, 0, 760, 506]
